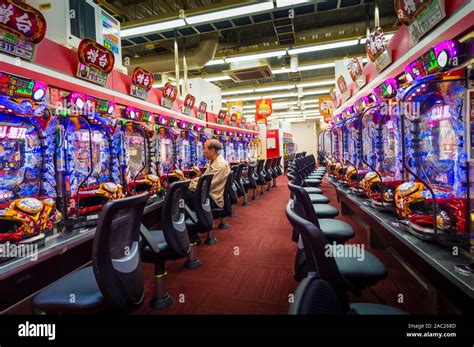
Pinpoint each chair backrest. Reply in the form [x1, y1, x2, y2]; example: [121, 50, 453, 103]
[257, 159, 264, 174]
[289, 277, 344, 315]
[230, 169, 239, 203]
[264, 158, 272, 172]
[92, 192, 149, 313]
[223, 171, 235, 215]
[247, 164, 256, 186]
[285, 202, 350, 311]
[192, 173, 214, 232]
[287, 181, 320, 228]
[161, 180, 191, 257]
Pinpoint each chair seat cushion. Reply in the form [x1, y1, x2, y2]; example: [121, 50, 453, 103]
[304, 179, 321, 186]
[141, 229, 169, 263]
[318, 218, 355, 243]
[350, 303, 408, 315]
[303, 187, 323, 194]
[312, 204, 339, 218]
[32, 266, 103, 313]
[308, 194, 330, 204]
[307, 175, 323, 180]
[334, 247, 388, 289]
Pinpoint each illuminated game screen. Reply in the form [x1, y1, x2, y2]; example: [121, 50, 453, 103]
[197, 142, 204, 164]
[0, 117, 41, 204]
[70, 128, 110, 190]
[125, 129, 147, 178]
[179, 139, 191, 167]
[407, 80, 466, 196]
[381, 116, 399, 176]
[362, 110, 377, 168]
[160, 138, 173, 171]
[238, 143, 244, 160]
[347, 120, 360, 166]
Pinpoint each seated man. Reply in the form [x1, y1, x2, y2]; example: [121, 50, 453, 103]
[187, 139, 230, 208]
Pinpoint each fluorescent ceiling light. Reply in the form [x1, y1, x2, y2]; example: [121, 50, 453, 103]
[302, 99, 319, 104]
[303, 89, 330, 96]
[207, 63, 336, 82]
[226, 50, 287, 63]
[153, 83, 163, 89]
[223, 91, 300, 102]
[222, 89, 254, 96]
[288, 39, 359, 55]
[276, 0, 311, 7]
[205, 59, 226, 66]
[255, 85, 295, 93]
[204, 75, 231, 82]
[186, 2, 274, 25]
[298, 62, 335, 71]
[121, 19, 186, 38]
[297, 80, 335, 88]
[222, 82, 332, 96]
[206, 39, 360, 67]
[238, 101, 318, 110]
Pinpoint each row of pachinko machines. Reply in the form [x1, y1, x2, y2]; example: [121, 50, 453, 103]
[318, 37, 473, 260]
[0, 70, 259, 251]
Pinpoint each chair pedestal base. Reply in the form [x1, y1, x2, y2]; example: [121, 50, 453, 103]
[272, 179, 277, 188]
[150, 263, 173, 310]
[242, 194, 250, 206]
[205, 230, 218, 245]
[252, 189, 259, 200]
[260, 185, 266, 195]
[230, 205, 238, 218]
[149, 294, 174, 310]
[184, 243, 202, 269]
[267, 182, 272, 191]
[218, 217, 230, 229]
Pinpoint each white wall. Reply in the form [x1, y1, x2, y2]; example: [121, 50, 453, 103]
[291, 120, 318, 156]
[187, 78, 222, 114]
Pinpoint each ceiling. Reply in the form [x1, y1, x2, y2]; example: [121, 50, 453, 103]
[94, 0, 399, 122]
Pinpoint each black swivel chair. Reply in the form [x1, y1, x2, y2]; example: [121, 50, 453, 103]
[289, 277, 407, 315]
[256, 159, 266, 195]
[185, 173, 217, 246]
[275, 156, 283, 176]
[229, 167, 239, 217]
[32, 193, 149, 314]
[184, 174, 215, 270]
[271, 157, 279, 187]
[285, 202, 388, 296]
[287, 172, 323, 195]
[264, 158, 273, 191]
[140, 181, 191, 309]
[233, 163, 250, 206]
[243, 162, 259, 200]
[211, 172, 234, 229]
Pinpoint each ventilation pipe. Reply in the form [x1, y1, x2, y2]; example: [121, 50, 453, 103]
[129, 33, 219, 73]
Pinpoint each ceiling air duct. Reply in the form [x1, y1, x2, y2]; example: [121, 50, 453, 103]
[128, 33, 219, 73]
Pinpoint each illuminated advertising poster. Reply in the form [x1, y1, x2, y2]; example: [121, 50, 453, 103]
[0, 0, 47, 61]
[76, 39, 115, 86]
[255, 99, 272, 124]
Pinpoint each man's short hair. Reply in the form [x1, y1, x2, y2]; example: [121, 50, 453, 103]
[206, 139, 223, 152]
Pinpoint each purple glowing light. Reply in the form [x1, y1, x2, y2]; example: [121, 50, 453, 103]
[433, 40, 458, 66]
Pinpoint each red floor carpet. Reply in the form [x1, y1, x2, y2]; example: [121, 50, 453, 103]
[138, 175, 427, 314]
